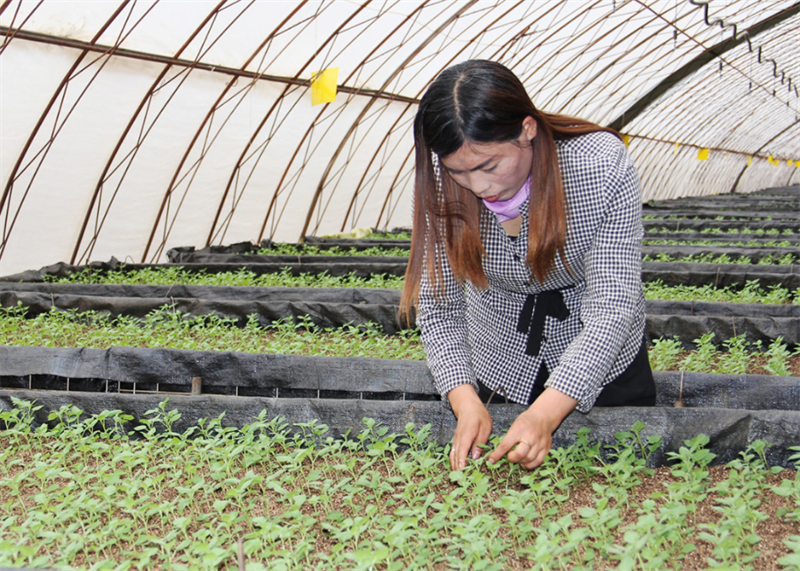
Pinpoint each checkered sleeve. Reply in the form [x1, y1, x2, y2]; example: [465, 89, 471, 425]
[544, 139, 645, 412]
[415, 244, 478, 399]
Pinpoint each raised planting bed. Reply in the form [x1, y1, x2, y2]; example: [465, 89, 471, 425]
[164, 251, 411, 268]
[752, 185, 800, 197]
[641, 245, 797, 265]
[170, 241, 412, 256]
[646, 232, 800, 245]
[645, 187, 799, 209]
[645, 301, 800, 348]
[0, 259, 410, 280]
[167, 245, 798, 267]
[304, 236, 411, 250]
[1, 301, 797, 376]
[168, 239, 800, 271]
[643, 252, 796, 265]
[6, 258, 798, 294]
[1, 401, 798, 571]
[641, 208, 800, 220]
[641, 261, 800, 290]
[1, 282, 798, 345]
[1, 345, 800, 467]
[643, 218, 800, 233]
[645, 197, 800, 212]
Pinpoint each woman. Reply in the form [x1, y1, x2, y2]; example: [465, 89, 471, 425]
[400, 60, 656, 471]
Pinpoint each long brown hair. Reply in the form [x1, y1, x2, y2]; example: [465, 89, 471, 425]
[400, 60, 619, 319]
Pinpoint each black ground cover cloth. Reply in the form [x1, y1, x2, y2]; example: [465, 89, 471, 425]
[2, 345, 798, 412]
[168, 228, 800, 255]
[645, 232, 800, 245]
[4, 259, 797, 291]
[0, 348, 799, 466]
[166, 251, 411, 267]
[0, 389, 798, 467]
[303, 236, 410, 250]
[1, 283, 798, 345]
[751, 186, 800, 198]
[645, 186, 798, 207]
[644, 197, 800, 211]
[641, 208, 800, 220]
[641, 245, 797, 264]
[641, 261, 800, 290]
[643, 219, 800, 232]
[0, 284, 407, 334]
[117, 244, 800, 267]
[169, 236, 413, 256]
[170, 246, 800, 268]
[0, 259, 410, 281]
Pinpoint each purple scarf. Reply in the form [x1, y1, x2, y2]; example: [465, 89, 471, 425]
[482, 177, 530, 223]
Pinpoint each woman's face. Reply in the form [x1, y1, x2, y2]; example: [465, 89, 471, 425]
[439, 116, 537, 203]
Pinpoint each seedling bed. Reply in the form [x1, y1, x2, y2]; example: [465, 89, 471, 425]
[1, 389, 799, 469]
[641, 261, 800, 290]
[0, 344, 797, 410]
[1, 283, 798, 345]
[645, 198, 800, 212]
[0, 402, 798, 571]
[647, 232, 800, 244]
[167, 236, 800, 264]
[0, 284, 405, 333]
[1, 259, 410, 280]
[166, 251, 410, 267]
[170, 241, 411, 256]
[753, 185, 800, 197]
[304, 236, 411, 249]
[1, 345, 800, 466]
[60, 243, 800, 268]
[641, 208, 800, 220]
[645, 301, 800, 347]
[643, 218, 800, 233]
[642, 245, 797, 264]
[645, 188, 799, 209]
[6, 258, 797, 291]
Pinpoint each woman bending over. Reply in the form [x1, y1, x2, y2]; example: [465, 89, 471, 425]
[400, 60, 656, 471]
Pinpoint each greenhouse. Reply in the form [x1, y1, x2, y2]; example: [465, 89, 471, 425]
[1, 1, 799, 569]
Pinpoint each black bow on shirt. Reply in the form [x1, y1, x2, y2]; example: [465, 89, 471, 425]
[517, 290, 571, 357]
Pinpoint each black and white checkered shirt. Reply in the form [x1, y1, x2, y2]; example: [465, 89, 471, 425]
[417, 131, 646, 413]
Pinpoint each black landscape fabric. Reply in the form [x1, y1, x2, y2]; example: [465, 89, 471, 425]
[643, 219, 800, 232]
[1, 345, 798, 412]
[4, 259, 799, 289]
[0, 388, 798, 468]
[0, 283, 798, 344]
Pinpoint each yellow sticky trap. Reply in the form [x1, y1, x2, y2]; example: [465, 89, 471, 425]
[767, 154, 774, 164]
[787, 160, 794, 167]
[697, 148, 709, 161]
[311, 67, 339, 106]
[622, 134, 630, 147]
[673, 142, 680, 154]
[747, 156, 753, 166]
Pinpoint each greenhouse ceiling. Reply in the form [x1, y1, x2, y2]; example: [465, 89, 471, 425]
[1, 0, 799, 276]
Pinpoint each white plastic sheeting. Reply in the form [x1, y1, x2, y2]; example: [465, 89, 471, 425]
[1, 0, 798, 275]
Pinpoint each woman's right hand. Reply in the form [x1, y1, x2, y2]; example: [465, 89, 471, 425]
[448, 384, 493, 470]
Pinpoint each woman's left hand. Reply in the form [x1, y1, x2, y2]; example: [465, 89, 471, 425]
[486, 387, 578, 469]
